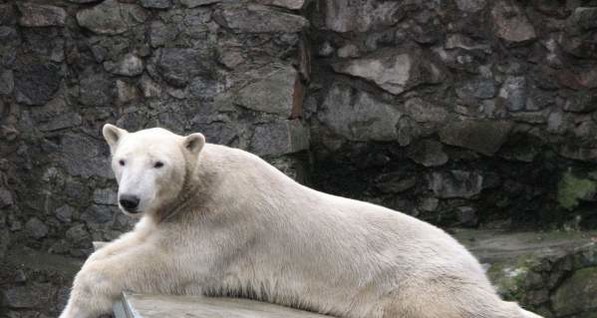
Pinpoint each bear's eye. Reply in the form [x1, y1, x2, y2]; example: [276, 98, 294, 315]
[119, 160, 125, 166]
[154, 161, 164, 169]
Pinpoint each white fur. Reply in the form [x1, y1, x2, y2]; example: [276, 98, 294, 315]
[60, 125, 543, 318]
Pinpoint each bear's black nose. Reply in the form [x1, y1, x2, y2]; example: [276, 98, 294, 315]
[119, 195, 140, 212]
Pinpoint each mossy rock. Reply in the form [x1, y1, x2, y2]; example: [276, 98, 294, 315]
[557, 171, 596, 210]
[551, 267, 597, 317]
[486, 254, 542, 302]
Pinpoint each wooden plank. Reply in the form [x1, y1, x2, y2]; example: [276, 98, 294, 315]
[121, 292, 334, 318]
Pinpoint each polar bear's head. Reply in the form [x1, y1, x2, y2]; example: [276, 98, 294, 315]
[102, 124, 205, 217]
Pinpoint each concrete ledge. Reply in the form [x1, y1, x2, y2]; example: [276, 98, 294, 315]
[115, 292, 332, 318]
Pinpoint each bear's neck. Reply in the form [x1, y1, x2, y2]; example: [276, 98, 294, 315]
[155, 149, 216, 223]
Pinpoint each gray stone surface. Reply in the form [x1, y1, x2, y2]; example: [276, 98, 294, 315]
[66, 224, 90, 245]
[140, 74, 162, 98]
[445, 34, 490, 52]
[104, 53, 144, 77]
[116, 80, 139, 105]
[140, 0, 173, 9]
[215, 4, 308, 33]
[491, 1, 536, 43]
[25, 218, 49, 239]
[402, 98, 449, 123]
[250, 120, 309, 156]
[455, 0, 487, 12]
[552, 267, 597, 317]
[79, 69, 113, 107]
[229, 65, 296, 115]
[429, 170, 483, 199]
[456, 79, 496, 100]
[0, 69, 13, 95]
[563, 91, 597, 113]
[257, 0, 306, 10]
[375, 173, 417, 194]
[154, 48, 212, 87]
[180, 0, 221, 8]
[82, 205, 116, 225]
[333, 53, 412, 95]
[499, 76, 527, 112]
[59, 133, 112, 178]
[571, 8, 597, 30]
[407, 139, 448, 167]
[0, 4, 16, 25]
[123, 292, 332, 318]
[55, 205, 74, 223]
[322, 0, 404, 33]
[14, 63, 62, 106]
[318, 84, 401, 141]
[0, 187, 13, 208]
[76, 0, 147, 35]
[93, 188, 117, 206]
[455, 206, 478, 227]
[4, 283, 54, 309]
[18, 3, 66, 27]
[38, 113, 83, 132]
[333, 51, 442, 95]
[455, 229, 597, 317]
[439, 120, 513, 156]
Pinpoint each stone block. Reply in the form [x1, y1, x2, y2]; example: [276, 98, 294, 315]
[231, 65, 296, 116]
[250, 120, 309, 156]
[14, 62, 62, 106]
[491, 1, 536, 43]
[439, 120, 513, 156]
[552, 267, 597, 317]
[76, 0, 147, 35]
[18, 3, 66, 27]
[429, 170, 483, 199]
[318, 84, 402, 141]
[214, 4, 308, 33]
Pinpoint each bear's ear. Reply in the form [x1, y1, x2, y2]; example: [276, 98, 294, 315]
[183, 133, 206, 155]
[102, 124, 128, 153]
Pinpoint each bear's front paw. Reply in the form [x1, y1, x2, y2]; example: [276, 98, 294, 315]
[59, 295, 113, 318]
[58, 302, 91, 318]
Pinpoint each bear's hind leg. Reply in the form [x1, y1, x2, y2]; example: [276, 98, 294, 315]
[381, 284, 540, 318]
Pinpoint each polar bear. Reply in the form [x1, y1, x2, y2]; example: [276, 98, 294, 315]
[60, 124, 542, 318]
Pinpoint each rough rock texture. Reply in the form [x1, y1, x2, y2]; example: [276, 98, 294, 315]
[318, 84, 402, 141]
[456, 229, 597, 318]
[17, 3, 66, 27]
[76, 0, 148, 35]
[0, 1, 309, 316]
[308, 0, 597, 233]
[2, 0, 597, 316]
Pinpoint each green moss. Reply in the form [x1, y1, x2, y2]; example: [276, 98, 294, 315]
[487, 255, 541, 302]
[552, 267, 597, 316]
[557, 171, 596, 210]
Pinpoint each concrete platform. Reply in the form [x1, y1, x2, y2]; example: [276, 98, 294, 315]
[116, 292, 332, 318]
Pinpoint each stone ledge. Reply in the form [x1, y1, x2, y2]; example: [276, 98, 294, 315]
[116, 292, 333, 318]
[454, 229, 597, 317]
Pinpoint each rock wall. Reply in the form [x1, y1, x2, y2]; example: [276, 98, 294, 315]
[2, 0, 597, 317]
[306, 0, 597, 230]
[0, 0, 310, 255]
[0, 0, 310, 316]
[458, 229, 597, 317]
